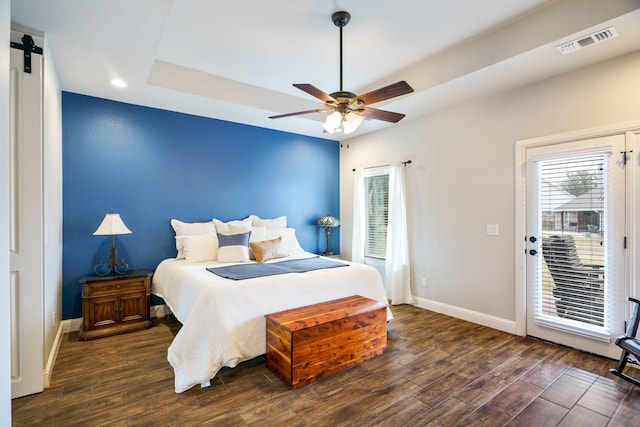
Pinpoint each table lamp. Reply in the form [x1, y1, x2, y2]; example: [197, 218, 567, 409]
[93, 212, 132, 276]
[317, 215, 340, 256]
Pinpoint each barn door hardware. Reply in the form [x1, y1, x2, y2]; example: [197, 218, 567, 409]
[10, 34, 43, 74]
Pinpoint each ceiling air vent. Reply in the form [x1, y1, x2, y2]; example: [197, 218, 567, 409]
[556, 27, 618, 55]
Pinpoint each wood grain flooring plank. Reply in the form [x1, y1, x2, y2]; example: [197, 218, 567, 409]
[505, 397, 569, 426]
[453, 373, 511, 407]
[482, 379, 544, 415]
[540, 371, 595, 408]
[456, 404, 513, 426]
[357, 396, 430, 426]
[609, 396, 640, 427]
[490, 355, 540, 382]
[415, 372, 472, 407]
[408, 397, 474, 427]
[576, 376, 630, 418]
[520, 360, 569, 388]
[557, 404, 610, 427]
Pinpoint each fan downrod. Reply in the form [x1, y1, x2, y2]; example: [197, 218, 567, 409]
[332, 11, 351, 28]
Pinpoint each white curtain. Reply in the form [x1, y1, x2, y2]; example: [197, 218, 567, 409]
[385, 164, 412, 304]
[351, 168, 366, 264]
[352, 164, 412, 304]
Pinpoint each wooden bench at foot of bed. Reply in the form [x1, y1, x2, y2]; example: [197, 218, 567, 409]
[265, 295, 388, 388]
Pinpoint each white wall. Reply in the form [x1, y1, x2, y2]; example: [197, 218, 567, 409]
[340, 50, 640, 324]
[0, 0, 12, 420]
[42, 35, 62, 385]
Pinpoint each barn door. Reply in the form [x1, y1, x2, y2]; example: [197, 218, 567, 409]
[10, 42, 44, 398]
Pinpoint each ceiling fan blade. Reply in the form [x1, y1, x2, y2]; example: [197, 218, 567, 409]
[360, 107, 406, 123]
[269, 109, 328, 119]
[293, 84, 337, 103]
[355, 81, 414, 106]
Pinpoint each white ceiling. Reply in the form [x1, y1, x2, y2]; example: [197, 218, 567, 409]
[10, 0, 640, 140]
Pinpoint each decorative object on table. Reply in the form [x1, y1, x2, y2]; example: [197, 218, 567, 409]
[93, 212, 132, 276]
[317, 215, 340, 256]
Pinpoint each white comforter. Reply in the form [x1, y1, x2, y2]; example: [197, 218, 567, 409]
[152, 252, 392, 393]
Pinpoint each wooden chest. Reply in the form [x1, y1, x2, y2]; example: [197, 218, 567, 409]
[265, 295, 387, 388]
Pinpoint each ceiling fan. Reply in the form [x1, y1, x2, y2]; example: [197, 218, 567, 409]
[269, 11, 414, 134]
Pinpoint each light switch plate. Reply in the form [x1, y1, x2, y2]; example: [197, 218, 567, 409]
[486, 224, 499, 236]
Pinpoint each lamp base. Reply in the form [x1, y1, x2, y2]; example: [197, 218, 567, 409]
[322, 227, 336, 257]
[94, 243, 129, 276]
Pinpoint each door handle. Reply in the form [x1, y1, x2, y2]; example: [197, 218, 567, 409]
[529, 249, 538, 256]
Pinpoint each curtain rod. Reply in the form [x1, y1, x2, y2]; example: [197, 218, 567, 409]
[352, 160, 411, 172]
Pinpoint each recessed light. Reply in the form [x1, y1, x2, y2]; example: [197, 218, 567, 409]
[109, 79, 128, 88]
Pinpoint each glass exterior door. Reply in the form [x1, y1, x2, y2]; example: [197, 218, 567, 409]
[525, 134, 626, 358]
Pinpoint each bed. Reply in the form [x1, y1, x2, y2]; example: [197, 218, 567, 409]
[152, 216, 392, 393]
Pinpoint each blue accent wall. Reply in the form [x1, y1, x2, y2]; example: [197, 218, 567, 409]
[62, 92, 339, 320]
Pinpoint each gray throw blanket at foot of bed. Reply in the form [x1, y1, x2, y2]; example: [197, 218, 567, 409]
[207, 256, 348, 280]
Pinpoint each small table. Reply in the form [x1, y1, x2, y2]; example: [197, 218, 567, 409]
[265, 295, 387, 388]
[79, 270, 152, 341]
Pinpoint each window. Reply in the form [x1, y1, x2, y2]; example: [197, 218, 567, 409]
[538, 154, 606, 327]
[364, 172, 389, 259]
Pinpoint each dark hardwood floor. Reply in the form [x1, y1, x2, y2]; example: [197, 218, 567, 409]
[12, 305, 640, 426]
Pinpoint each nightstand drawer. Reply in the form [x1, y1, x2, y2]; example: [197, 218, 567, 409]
[82, 277, 147, 297]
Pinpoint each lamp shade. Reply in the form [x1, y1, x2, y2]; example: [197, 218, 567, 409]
[322, 111, 342, 133]
[342, 112, 363, 134]
[317, 215, 340, 228]
[93, 213, 132, 236]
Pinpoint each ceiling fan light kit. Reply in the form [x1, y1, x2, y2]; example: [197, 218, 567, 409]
[323, 110, 363, 134]
[269, 10, 414, 135]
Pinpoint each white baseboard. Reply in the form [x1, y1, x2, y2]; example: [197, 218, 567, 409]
[42, 321, 65, 388]
[62, 317, 82, 334]
[410, 296, 518, 335]
[44, 304, 172, 387]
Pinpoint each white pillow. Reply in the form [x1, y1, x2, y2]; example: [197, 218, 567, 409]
[264, 228, 304, 254]
[250, 215, 287, 229]
[182, 233, 218, 262]
[213, 217, 252, 234]
[171, 219, 216, 259]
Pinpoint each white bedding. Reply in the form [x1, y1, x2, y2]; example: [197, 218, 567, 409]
[152, 252, 392, 393]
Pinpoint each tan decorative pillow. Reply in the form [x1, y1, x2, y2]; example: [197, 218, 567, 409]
[249, 237, 288, 263]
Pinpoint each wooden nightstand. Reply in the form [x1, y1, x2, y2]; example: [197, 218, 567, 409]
[79, 270, 152, 341]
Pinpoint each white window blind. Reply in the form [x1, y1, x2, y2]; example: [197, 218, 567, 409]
[538, 154, 606, 328]
[364, 173, 389, 259]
